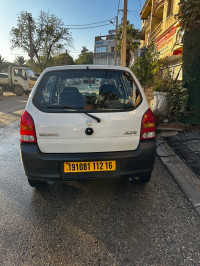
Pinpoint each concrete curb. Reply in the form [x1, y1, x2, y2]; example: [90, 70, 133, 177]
[157, 136, 200, 216]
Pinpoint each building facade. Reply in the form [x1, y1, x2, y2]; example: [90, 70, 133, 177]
[140, 0, 183, 79]
[93, 32, 116, 65]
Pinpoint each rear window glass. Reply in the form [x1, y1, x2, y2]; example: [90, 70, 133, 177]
[33, 69, 142, 112]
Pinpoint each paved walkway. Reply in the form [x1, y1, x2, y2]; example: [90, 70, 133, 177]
[163, 132, 200, 179]
[157, 131, 200, 216]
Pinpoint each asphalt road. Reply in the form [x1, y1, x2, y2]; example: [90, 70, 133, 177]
[0, 92, 28, 128]
[1, 95, 200, 265]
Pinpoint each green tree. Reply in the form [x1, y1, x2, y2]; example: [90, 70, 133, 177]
[0, 55, 7, 72]
[26, 52, 74, 73]
[177, 0, 200, 124]
[117, 21, 141, 66]
[131, 44, 158, 87]
[10, 11, 72, 71]
[53, 52, 74, 66]
[75, 46, 93, 64]
[177, 0, 200, 30]
[14, 56, 26, 66]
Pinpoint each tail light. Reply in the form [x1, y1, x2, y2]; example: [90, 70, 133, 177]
[20, 111, 37, 143]
[140, 108, 156, 140]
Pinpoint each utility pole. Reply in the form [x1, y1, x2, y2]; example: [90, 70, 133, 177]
[28, 14, 34, 70]
[121, 0, 127, 66]
[114, 15, 118, 66]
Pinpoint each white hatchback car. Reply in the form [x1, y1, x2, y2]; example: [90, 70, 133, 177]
[20, 65, 156, 188]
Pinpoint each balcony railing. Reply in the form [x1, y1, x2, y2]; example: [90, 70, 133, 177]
[155, 0, 164, 11]
[142, 17, 151, 32]
[149, 21, 163, 43]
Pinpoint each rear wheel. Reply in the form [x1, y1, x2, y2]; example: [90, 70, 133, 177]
[129, 174, 151, 185]
[14, 86, 24, 96]
[28, 178, 46, 188]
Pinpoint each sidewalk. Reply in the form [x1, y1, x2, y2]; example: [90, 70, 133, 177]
[157, 125, 200, 216]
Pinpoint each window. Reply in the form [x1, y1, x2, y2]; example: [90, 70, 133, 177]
[96, 47, 107, 53]
[33, 70, 142, 112]
[14, 68, 27, 80]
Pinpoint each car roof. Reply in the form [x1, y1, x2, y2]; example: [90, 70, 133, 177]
[42, 65, 131, 73]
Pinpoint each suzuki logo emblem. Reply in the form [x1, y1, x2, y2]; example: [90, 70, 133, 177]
[85, 119, 93, 126]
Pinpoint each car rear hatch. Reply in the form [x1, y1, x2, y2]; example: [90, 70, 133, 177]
[29, 106, 145, 153]
[29, 67, 150, 154]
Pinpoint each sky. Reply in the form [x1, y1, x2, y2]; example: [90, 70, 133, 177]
[0, 0, 145, 63]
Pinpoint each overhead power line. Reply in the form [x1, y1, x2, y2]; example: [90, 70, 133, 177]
[67, 23, 112, 30]
[128, 10, 140, 14]
[65, 18, 115, 27]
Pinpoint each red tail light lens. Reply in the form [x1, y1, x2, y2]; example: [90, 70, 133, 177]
[20, 111, 37, 143]
[140, 108, 156, 140]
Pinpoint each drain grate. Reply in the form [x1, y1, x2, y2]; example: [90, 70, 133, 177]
[163, 134, 200, 179]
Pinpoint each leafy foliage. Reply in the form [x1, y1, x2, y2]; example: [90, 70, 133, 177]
[52, 52, 74, 66]
[167, 82, 188, 122]
[10, 11, 72, 71]
[14, 56, 26, 66]
[117, 21, 141, 66]
[131, 44, 159, 87]
[0, 55, 8, 72]
[75, 46, 93, 64]
[182, 26, 200, 124]
[132, 44, 189, 122]
[177, 0, 200, 30]
[26, 52, 74, 73]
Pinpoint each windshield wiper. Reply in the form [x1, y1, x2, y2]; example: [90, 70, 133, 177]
[46, 105, 101, 123]
[84, 112, 101, 123]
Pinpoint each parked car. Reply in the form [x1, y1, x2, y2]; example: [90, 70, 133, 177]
[20, 65, 156, 188]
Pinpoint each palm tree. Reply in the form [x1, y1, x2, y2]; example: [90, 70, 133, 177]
[117, 21, 141, 66]
[0, 55, 7, 72]
[14, 56, 26, 66]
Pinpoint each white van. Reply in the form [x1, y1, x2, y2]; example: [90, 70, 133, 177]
[20, 65, 156, 188]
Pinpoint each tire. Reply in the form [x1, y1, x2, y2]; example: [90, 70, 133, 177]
[14, 86, 24, 96]
[129, 174, 151, 185]
[28, 178, 46, 188]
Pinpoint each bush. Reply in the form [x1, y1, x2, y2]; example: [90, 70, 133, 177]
[131, 43, 158, 88]
[167, 82, 188, 122]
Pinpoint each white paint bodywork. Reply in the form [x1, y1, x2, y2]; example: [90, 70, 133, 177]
[26, 65, 149, 153]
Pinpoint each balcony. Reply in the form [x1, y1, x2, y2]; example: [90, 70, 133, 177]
[154, 0, 164, 16]
[140, 0, 152, 19]
[141, 18, 151, 40]
[149, 21, 163, 43]
[155, 0, 164, 11]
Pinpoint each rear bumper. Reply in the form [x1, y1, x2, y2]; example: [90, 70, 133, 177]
[20, 140, 156, 181]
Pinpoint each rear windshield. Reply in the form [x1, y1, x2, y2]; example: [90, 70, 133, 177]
[33, 69, 142, 112]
